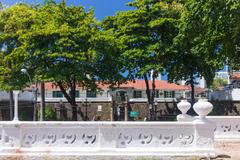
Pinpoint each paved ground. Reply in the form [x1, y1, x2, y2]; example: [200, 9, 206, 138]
[0, 156, 201, 160]
[213, 141, 240, 160]
[0, 141, 239, 160]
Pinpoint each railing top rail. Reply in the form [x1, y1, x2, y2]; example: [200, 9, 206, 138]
[199, 116, 240, 119]
[0, 121, 194, 126]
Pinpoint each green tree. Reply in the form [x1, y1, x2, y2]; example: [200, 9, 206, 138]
[0, 4, 38, 119]
[203, 0, 240, 71]
[21, 2, 124, 121]
[209, 78, 227, 90]
[22, 2, 97, 120]
[167, 0, 226, 106]
[103, 0, 182, 120]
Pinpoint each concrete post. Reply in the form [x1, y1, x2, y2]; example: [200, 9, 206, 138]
[124, 105, 128, 121]
[193, 99, 215, 156]
[124, 96, 129, 121]
[13, 90, 20, 121]
[110, 96, 114, 121]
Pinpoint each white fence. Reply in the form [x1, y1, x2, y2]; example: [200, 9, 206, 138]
[177, 100, 240, 141]
[0, 121, 214, 156]
[178, 116, 240, 141]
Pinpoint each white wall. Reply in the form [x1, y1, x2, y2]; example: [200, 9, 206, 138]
[0, 91, 34, 101]
[209, 88, 240, 101]
[231, 89, 240, 101]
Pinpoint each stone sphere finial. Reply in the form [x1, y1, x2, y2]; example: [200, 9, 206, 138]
[177, 100, 193, 121]
[177, 100, 191, 114]
[193, 99, 213, 120]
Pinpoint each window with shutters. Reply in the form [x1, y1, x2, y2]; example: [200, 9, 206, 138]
[86, 90, 97, 98]
[164, 91, 175, 98]
[52, 91, 63, 98]
[133, 90, 142, 98]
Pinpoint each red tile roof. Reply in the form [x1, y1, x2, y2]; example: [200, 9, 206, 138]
[41, 80, 190, 91]
[231, 73, 240, 80]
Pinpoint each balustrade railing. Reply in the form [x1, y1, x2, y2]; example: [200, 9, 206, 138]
[177, 99, 240, 141]
[0, 121, 214, 156]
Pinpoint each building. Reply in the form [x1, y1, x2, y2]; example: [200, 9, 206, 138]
[0, 80, 206, 121]
[208, 72, 240, 101]
[36, 80, 192, 103]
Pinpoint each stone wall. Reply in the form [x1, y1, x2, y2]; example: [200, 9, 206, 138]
[1, 100, 240, 121]
[41, 101, 180, 121]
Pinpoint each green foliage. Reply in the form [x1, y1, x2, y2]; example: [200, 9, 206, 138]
[0, 4, 37, 90]
[209, 78, 227, 90]
[0, 2, 125, 120]
[19, 109, 33, 121]
[167, 0, 226, 87]
[37, 105, 56, 121]
[168, 0, 240, 85]
[103, 0, 183, 107]
[103, 0, 182, 79]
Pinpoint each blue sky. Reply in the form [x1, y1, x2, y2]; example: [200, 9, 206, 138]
[2, 0, 133, 20]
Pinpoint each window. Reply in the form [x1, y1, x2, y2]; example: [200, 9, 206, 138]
[133, 90, 142, 98]
[75, 91, 80, 98]
[164, 91, 175, 98]
[159, 91, 164, 97]
[53, 91, 63, 98]
[86, 90, 96, 98]
[155, 90, 159, 98]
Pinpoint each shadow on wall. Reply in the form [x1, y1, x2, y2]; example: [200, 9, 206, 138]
[156, 101, 179, 121]
[210, 100, 240, 116]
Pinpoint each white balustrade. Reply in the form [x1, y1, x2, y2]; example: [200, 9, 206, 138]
[0, 121, 215, 156]
[200, 116, 240, 141]
[177, 99, 240, 141]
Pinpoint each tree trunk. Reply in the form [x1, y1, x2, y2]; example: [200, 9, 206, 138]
[33, 82, 38, 121]
[190, 74, 195, 106]
[72, 105, 78, 121]
[143, 73, 152, 120]
[57, 81, 85, 121]
[9, 90, 14, 120]
[151, 71, 157, 120]
[189, 74, 195, 115]
[40, 82, 45, 121]
[144, 74, 151, 104]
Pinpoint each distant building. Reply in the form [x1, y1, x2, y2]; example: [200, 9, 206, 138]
[208, 72, 240, 101]
[33, 80, 197, 103]
[0, 80, 206, 103]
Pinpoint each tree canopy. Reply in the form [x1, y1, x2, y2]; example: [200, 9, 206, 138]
[103, 0, 183, 119]
[0, 2, 125, 120]
[0, 4, 37, 90]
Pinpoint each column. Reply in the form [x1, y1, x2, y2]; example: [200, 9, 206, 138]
[13, 90, 20, 121]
